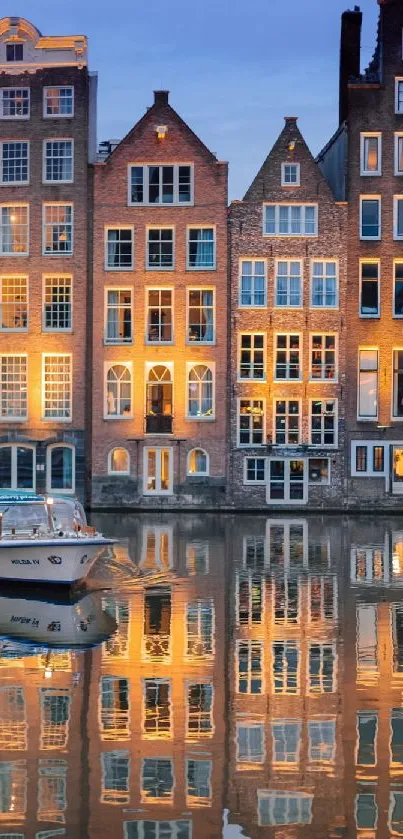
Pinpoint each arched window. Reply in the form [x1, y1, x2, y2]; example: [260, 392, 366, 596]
[187, 364, 214, 418]
[105, 364, 132, 417]
[0, 444, 35, 491]
[46, 444, 75, 493]
[108, 448, 130, 475]
[187, 448, 209, 476]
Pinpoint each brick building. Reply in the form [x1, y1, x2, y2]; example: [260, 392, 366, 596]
[90, 91, 228, 507]
[229, 118, 347, 508]
[319, 0, 403, 508]
[0, 16, 96, 504]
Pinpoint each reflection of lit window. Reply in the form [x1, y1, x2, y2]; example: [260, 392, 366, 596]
[393, 533, 403, 578]
[237, 641, 263, 694]
[258, 790, 313, 826]
[271, 720, 301, 766]
[236, 721, 265, 767]
[186, 683, 214, 738]
[186, 540, 209, 575]
[353, 548, 385, 583]
[39, 652, 71, 673]
[186, 759, 212, 807]
[237, 574, 263, 625]
[391, 709, 403, 767]
[40, 689, 71, 750]
[389, 791, 403, 835]
[141, 758, 173, 802]
[309, 643, 336, 694]
[186, 600, 214, 658]
[143, 589, 171, 661]
[356, 712, 377, 766]
[393, 605, 403, 675]
[272, 641, 299, 695]
[37, 759, 67, 824]
[102, 598, 130, 660]
[357, 604, 378, 685]
[274, 578, 299, 624]
[356, 793, 377, 830]
[124, 821, 191, 839]
[309, 576, 336, 622]
[308, 719, 336, 765]
[99, 676, 130, 741]
[143, 680, 171, 739]
[0, 686, 26, 750]
[141, 526, 172, 571]
[0, 759, 27, 819]
[267, 521, 307, 571]
[243, 535, 266, 569]
[101, 750, 130, 804]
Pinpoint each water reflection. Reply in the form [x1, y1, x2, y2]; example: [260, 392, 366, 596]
[2, 514, 403, 836]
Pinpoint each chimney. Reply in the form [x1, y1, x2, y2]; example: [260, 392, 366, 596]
[154, 90, 169, 107]
[339, 6, 362, 124]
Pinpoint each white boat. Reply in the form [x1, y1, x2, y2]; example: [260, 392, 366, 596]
[0, 492, 115, 584]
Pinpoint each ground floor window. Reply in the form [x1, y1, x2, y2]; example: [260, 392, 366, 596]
[187, 448, 209, 476]
[244, 457, 266, 484]
[108, 447, 130, 475]
[308, 458, 330, 485]
[143, 448, 173, 495]
[267, 459, 307, 504]
[46, 444, 75, 493]
[0, 443, 35, 491]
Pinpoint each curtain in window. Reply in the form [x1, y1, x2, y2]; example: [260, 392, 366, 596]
[192, 230, 213, 267]
[107, 291, 120, 341]
[108, 230, 119, 267]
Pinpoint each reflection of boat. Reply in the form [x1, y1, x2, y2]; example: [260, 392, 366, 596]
[0, 492, 115, 584]
[0, 585, 117, 650]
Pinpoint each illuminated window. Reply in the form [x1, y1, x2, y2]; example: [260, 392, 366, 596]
[236, 722, 265, 766]
[144, 448, 173, 495]
[281, 162, 300, 185]
[37, 759, 67, 823]
[308, 719, 336, 764]
[108, 447, 130, 475]
[356, 712, 377, 765]
[143, 588, 171, 660]
[244, 457, 265, 484]
[186, 759, 212, 806]
[272, 640, 299, 694]
[393, 350, 403, 418]
[187, 227, 215, 269]
[0, 760, 27, 819]
[272, 720, 301, 765]
[105, 228, 133, 270]
[274, 578, 299, 624]
[310, 334, 337, 380]
[356, 446, 367, 472]
[40, 689, 71, 750]
[105, 289, 132, 344]
[187, 288, 214, 342]
[258, 791, 312, 826]
[239, 259, 266, 307]
[186, 600, 214, 658]
[141, 527, 172, 571]
[0, 88, 29, 118]
[141, 758, 173, 802]
[310, 399, 337, 446]
[358, 349, 378, 419]
[311, 260, 338, 308]
[360, 133, 382, 175]
[129, 164, 192, 205]
[146, 289, 172, 342]
[43, 354, 72, 420]
[274, 400, 300, 445]
[237, 641, 263, 694]
[143, 680, 171, 738]
[275, 260, 302, 307]
[360, 197, 381, 240]
[186, 683, 214, 737]
[308, 457, 330, 484]
[0, 205, 28, 254]
[47, 445, 75, 493]
[237, 574, 263, 626]
[0, 142, 28, 184]
[43, 204, 73, 255]
[44, 86, 74, 117]
[187, 364, 214, 418]
[6, 43, 23, 62]
[102, 598, 130, 660]
[101, 750, 130, 804]
[239, 333, 265, 379]
[43, 140, 73, 183]
[309, 576, 336, 621]
[0, 276, 27, 331]
[187, 448, 208, 476]
[104, 363, 132, 418]
[99, 676, 130, 741]
[264, 203, 317, 236]
[238, 399, 265, 446]
[274, 333, 301, 379]
[268, 460, 306, 504]
[43, 275, 72, 332]
[0, 687, 26, 750]
[0, 356, 27, 420]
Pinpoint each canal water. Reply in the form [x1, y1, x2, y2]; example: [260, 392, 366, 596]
[1, 513, 403, 838]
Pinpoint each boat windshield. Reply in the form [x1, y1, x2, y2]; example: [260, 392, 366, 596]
[52, 499, 86, 530]
[0, 503, 48, 530]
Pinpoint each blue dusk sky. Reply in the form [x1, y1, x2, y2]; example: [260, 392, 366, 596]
[12, 0, 378, 197]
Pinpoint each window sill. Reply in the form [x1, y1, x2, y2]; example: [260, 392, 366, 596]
[359, 236, 381, 242]
[104, 339, 133, 346]
[0, 181, 29, 187]
[43, 252, 73, 258]
[239, 304, 267, 309]
[128, 201, 194, 208]
[104, 415, 133, 421]
[237, 377, 267, 383]
[186, 341, 216, 346]
[104, 266, 134, 272]
[186, 416, 216, 422]
[0, 417, 27, 423]
[308, 378, 338, 384]
[360, 171, 382, 177]
[263, 233, 318, 239]
[359, 314, 380, 319]
[186, 266, 216, 272]
[43, 114, 74, 119]
[145, 266, 175, 271]
[41, 418, 72, 423]
[43, 328, 73, 334]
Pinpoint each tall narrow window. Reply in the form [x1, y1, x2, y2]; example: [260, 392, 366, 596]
[147, 228, 174, 269]
[358, 349, 378, 419]
[272, 721, 301, 765]
[236, 722, 265, 765]
[187, 289, 214, 342]
[360, 133, 381, 175]
[0, 444, 34, 489]
[238, 399, 264, 446]
[43, 354, 72, 420]
[395, 133, 403, 175]
[99, 676, 130, 741]
[187, 228, 215, 269]
[238, 574, 263, 625]
[311, 261, 337, 308]
[237, 641, 263, 694]
[310, 399, 337, 446]
[275, 260, 302, 307]
[105, 363, 132, 418]
[275, 334, 301, 380]
[147, 289, 172, 343]
[308, 643, 336, 693]
[0, 356, 27, 420]
[0, 276, 27, 330]
[360, 197, 381, 239]
[43, 204, 73, 255]
[143, 680, 171, 738]
[239, 259, 266, 306]
[105, 228, 133, 270]
[43, 276, 72, 331]
[356, 712, 377, 765]
[0, 205, 28, 254]
[360, 261, 379, 316]
[310, 334, 336, 380]
[274, 400, 300, 445]
[272, 640, 299, 694]
[105, 289, 132, 344]
[396, 79, 403, 113]
[239, 334, 265, 379]
[186, 600, 214, 658]
[43, 140, 73, 183]
[141, 758, 173, 801]
[187, 364, 214, 418]
[186, 683, 213, 736]
[395, 263, 403, 317]
[393, 350, 403, 418]
[47, 445, 74, 492]
[1, 141, 29, 184]
[101, 751, 130, 805]
[186, 759, 212, 805]
[395, 196, 403, 240]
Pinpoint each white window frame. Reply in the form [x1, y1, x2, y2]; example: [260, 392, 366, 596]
[243, 456, 267, 485]
[0, 140, 29, 185]
[186, 599, 215, 659]
[0, 354, 28, 421]
[0, 203, 29, 256]
[274, 333, 302, 382]
[394, 195, 403, 240]
[46, 443, 75, 495]
[42, 274, 72, 332]
[186, 286, 215, 345]
[0, 442, 35, 490]
[43, 86, 74, 118]
[238, 332, 266, 381]
[258, 790, 313, 827]
[281, 162, 300, 186]
[396, 78, 403, 114]
[107, 447, 130, 476]
[263, 203, 318, 237]
[124, 822, 191, 839]
[104, 361, 133, 420]
[356, 711, 378, 767]
[271, 639, 300, 693]
[274, 259, 303, 308]
[357, 348, 379, 421]
[143, 447, 174, 496]
[185, 680, 215, 738]
[309, 333, 338, 382]
[310, 259, 338, 309]
[104, 226, 134, 271]
[360, 132, 382, 176]
[236, 720, 265, 766]
[360, 195, 381, 240]
[271, 720, 302, 765]
[104, 287, 133, 345]
[43, 139, 74, 185]
[0, 87, 30, 119]
[187, 447, 209, 476]
[239, 258, 267, 307]
[237, 398, 266, 447]
[350, 440, 387, 477]
[308, 642, 337, 694]
[267, 459, 308, 505]
[142, 678, 172, 739]
[236, 640, 264, 694]
[145, 286, 174, 344]
[0, 275, 28, 332]
[394, 260, 403, 318]
[309, 398, 338, 447]
[359, 259, 380, 318]
[146, 226, 175, 270]
[392, 347, 403, 421]
[186, 361, 215, 421]
[42, 203, 73, 256]
[128, 163, 194, 206]
[186, 225, 216, 270]
[395, 132, 403, 175]
[42, 353, 72, 423]
[273, 398, 302, 446]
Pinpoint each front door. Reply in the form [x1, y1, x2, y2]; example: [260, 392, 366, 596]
[392, 447, 403, 495]
[144, 448, 173, 495]
[267, 459, 307, 505]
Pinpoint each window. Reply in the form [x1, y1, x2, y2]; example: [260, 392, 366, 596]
[237, 640, 263, 694]
[105, 363, 132, 418]
[360, 133, 381, 175]
[0, 445, 34, 489]
[374, 446, 384, 472]
[187, 227, 215, 269]
[356, 445, 367, 473]
[187, 364, 214, 418]
[395, 263, 403, 317]
[0, 356, 27, 420]
[236, 722, 265, 765]
[101, 751, 130, 805]
[239, 259, 266, 306]
[0, 88, 29, 118]
[187, 448, 208, 476]
[393, 350, 403, 418]
[40, 688, 71, 750]
[309, 719, 336, 764]
[396, 78, 403, 113]
[0, 205, 28, 255]
[272, 721, 301, 764]
[356, 712, 377, 765]
[147, 228, 174, 269]
[105, 228, 133, 270]
[143, 680, 171, 738]
[274, 400, 300, 445]
[141, 758, 173, 801]
[395, 196, 403, 240]
[0, 276, 27, 330]
[37, 759, 67, 823]
[360, 261, 379, 316]
[244, 457, 266, 483]
[146, 365, 173, 433]
[186, 540, 209, 575]
[237, 573, 263, 624]
[309, 643, 336, 693]
[129, 164, 192, 205]
[309, 577, 336, 622]
[310, 334, 337, 380]
[308, 458, 330, 484]
[6, 43, 23, 62]
[186, 600, 214, 658]
[43, 275, 72, 331]
[186, 759, 212, 806]
[268, 459, 307, 503]
[144, 448, 173, 495]
[43, 354, 72, 421]
[238, 399, 265, 446]
[274, 334, 301, 380]
[108, 448, 130, 475]
[395, 133, 403, 175]
[187, 288, 214, 342]
[99, 676, 130, 741]
[275, 260, 302, 307]
[310, 399, 337, 446]
[258, 791, 312, 827]
[264, 203, 317, 236]
[356, 793, 377, 831]
[105, 289, 132, 344]
[43, 204, 73, 255]
[147, 289, 172, 342]
[0, 142, 29, 184]
[46, 445, 75, 493]
[311, 260, 338, 308]
[274, 579, 299, 624]
[360, 197, 381, 239]
[358, 349, 378, 419]
[186, 682, 213, 737]
[239, 334, 265, 379]
[391, 709, 403, 766]
[43, 140, 73, 183]
[281, 162, 300, 185]
[272, 640, 299, 694]
[43, 86, 74, 117]
[124, 822, 191, 839]
[0, 685, 26, 750]
[390, 792, 403, 836]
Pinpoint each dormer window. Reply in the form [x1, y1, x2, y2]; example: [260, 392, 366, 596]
[6, 43, 23, 62]
[281, 163, 300, 186]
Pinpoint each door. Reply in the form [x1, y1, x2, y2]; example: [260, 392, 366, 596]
[267, 459, 307, 504]
[144, 448, 173, 495]
[392, 447, 403, 495]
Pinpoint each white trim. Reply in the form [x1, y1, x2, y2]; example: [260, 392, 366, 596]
[145, 286, 174, 344]
[46, 443, 75, 494]
[104, 287, 133, 345]
[145, 225, 175, 271]
[143, 446, 174, 495]
[360, 132, 382, 176]
[395, 132, 403, 175]
[267, 458, 308, 504]
[42, 352, 72, 423]
[310, 258, 338, 309]
[0, 139, 29, 186]
[238, 331, 266, 382]
[186, 225, 216, 271]
[104, 225, 134, 271]
[236, 639, 264, 694]
[43, 85, 74, 118]
[42, 138, 74, 184]
[186, 285, 215, 345]
[357, 347, 379, 421]
[107, 447, 130, 476]
[263, 203, 318, 237]
[0, 87, 30, 119]
[239, 257, 267, 308]
[103, 360, 133, 420]
[359, 258, 380, 318]
[237, 397, 266, 447]
[309, 332, 338, 383]
[350, 440, 387, 477]
[392, 347, 403, 420]
[273, 332, 302, 382]
[42, 202, 73, 257]
[0, 203, 29, 256]
[187, 447, 209, 476]
[359, 195, 381, 240]
[0, 442, 35, 490]
[42, 273, 72, 333]
[0, 274, 28, 332]
[257, 790, 312, 827]
[281, 162, 300, 186]
[0, 353, 28, 422]
[396, 77, 403, 114]
[272, 397, 302, 446]
[309, 398, 338, 447]
[274, 258, 303, 308]
[186, 361, 215, 421]
[394, 195, 403, 240]
[127, 162, 194, 207]
[243, 455, 267, 485]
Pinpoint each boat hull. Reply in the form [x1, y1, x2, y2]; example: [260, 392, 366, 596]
[0, 538, 114, 584]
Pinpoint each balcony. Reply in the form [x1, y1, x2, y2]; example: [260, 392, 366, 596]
[145, 414, 173, 434]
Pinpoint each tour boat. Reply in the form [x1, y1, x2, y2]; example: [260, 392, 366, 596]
[0, 492, 115, 584]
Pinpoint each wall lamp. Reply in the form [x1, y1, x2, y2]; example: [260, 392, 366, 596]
[156, 124, 168, 140]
